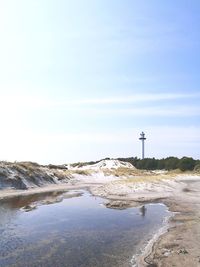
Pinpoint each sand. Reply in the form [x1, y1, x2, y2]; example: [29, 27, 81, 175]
[139, 177, 200, 267]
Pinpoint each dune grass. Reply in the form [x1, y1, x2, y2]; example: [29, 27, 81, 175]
[102, 167, 143, 177]
[121, 174, 177, 184]
[72, 169, 92, 176]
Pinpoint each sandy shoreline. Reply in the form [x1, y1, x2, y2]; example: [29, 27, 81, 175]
[135, 175, 200, 267]
[0, 173, 200, 267]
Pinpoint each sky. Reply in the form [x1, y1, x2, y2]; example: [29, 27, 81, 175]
[0, 0, 200, 164]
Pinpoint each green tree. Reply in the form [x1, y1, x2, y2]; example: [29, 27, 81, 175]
[157, 159, 165, 169]
[178, 157, 195, 171]
[165, 157, 179, 170]
[194, 163, 200, 173]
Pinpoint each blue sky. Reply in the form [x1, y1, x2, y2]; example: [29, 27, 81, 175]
[0, 0, 199, 163]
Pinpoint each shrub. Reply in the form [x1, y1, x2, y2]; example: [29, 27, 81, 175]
[194, 164, 200, 173]
[178, 157, 195, 171]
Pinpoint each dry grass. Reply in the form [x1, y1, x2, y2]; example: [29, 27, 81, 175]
[52, 170, 70, 180]
[50, 169, 92, 179]
[122, 174, 176, 184]
[167, 169, 184, 175]
[102, 167, 146, 177]
[72, 169, 92, 176]
[51, 169, 73, 179]
[12, 162, 40, 173]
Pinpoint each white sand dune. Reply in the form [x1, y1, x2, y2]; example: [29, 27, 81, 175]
[73, 159, 135, 170]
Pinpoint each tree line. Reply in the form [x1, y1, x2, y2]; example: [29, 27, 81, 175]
[117, 156, 200, 171]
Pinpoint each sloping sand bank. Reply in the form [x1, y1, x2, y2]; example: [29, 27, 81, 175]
[137, 176, 200, 267]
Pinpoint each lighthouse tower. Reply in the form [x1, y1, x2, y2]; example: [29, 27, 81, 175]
[139, 132, 146, 159]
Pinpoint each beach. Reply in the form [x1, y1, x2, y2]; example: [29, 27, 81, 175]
[0, 160, 200, 266]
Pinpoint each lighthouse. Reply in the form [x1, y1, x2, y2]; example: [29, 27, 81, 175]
[139, 132, 146, 159]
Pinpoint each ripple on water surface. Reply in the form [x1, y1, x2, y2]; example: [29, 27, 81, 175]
[0, 190, 169, 267]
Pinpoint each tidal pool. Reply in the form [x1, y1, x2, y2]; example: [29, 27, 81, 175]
[0, 190, 169, 267]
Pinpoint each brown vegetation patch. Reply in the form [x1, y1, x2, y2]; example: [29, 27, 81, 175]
[71, 169, 92, 176]
[122, 174, 175, 184]
[102, 167, 143, 177]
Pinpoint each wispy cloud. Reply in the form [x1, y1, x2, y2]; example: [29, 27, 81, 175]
[84, 105, 200, 117]
[1, 91, 199, 109]
[67, 92, 200, 105]
[0, 92, 199, 123]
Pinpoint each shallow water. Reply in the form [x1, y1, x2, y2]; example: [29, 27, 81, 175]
[0, 190, 169, 267]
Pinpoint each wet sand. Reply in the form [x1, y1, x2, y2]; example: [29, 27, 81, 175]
[138, 177, 200, 267]
[1, 173, 200, 266]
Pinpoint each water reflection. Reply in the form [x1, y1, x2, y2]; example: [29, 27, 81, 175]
[0, 191, 65, 209]
[140, 205, 147, 217]
[0, 191, 168, 267]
